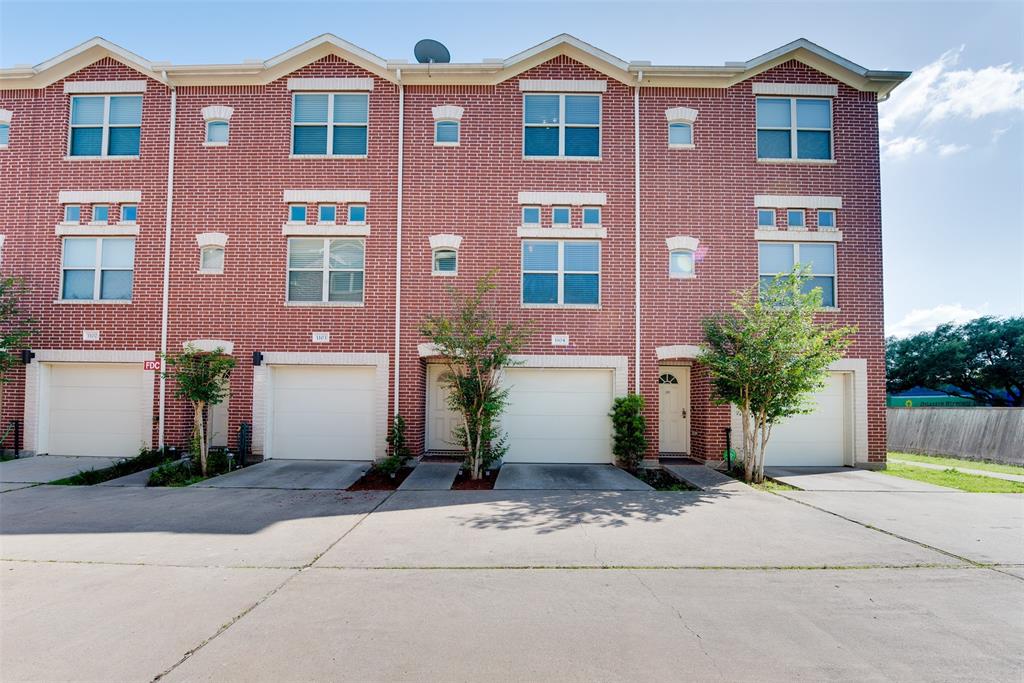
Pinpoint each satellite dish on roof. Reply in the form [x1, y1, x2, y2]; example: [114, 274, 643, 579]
[414, 39, 451, 64]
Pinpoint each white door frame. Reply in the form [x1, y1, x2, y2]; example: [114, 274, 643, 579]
[424, 362, 463, 452]
[658, 364, 691, 454]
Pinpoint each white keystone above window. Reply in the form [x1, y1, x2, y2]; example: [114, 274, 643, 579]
[431, 105, 464, 121]
[201, 105, 234, 122]
[664, 107, 698, 124]
[665, 235, 699, 252]
[196, 232, 228, 248]
[517, 191, 606, 206]
[428, 234, 463, 251]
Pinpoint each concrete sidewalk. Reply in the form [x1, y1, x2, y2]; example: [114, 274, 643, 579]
[889, 457, 1024, 483]
[398, 462, 460, 490]
[766, 466, 955, 492]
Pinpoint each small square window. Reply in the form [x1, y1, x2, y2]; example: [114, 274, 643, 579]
[669, 250, 695, 278]
[347, 205, 366, 224]
[92, 205, 109, 224]
[289, 205, 307, 223]
[206, 121, 229, 144]
[668, 122, 693, 147]
[787, 209, 805, 229]
[433, 249, 458, 275]
[582, 207, 601, 226]
[434, 121, 459, 145]
[120, 205, 137, 223]
[757, 209, 776, 229]
[552, 206, 571, 227]
[522, 206, 541, 226]
[817, 209, 836, 230]
[64, 205, 81, 223]
[319, 205, 336, 223]
[200, 246, 225, 273]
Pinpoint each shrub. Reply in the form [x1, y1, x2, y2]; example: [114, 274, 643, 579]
[52, 447, 173, 486]
[387, 414, 412, 464]
[610, 394, 648, 473]
[147, 459, 205, 487]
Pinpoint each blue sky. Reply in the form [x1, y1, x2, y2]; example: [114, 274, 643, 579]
[2, 1, 1021, 336]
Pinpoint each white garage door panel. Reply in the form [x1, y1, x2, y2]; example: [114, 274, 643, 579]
[763, 373, 848, 466]
[503, 368, 614, 464]
[271, 366, 375, 460]
[47, 364, 147, 457]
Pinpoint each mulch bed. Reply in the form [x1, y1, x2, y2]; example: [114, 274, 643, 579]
[348, 467, 414, 491]
[638, 468, 699, 491]
[451, 468, 499, 490]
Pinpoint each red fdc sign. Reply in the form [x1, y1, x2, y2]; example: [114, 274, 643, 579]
[143, 360, 162, 371]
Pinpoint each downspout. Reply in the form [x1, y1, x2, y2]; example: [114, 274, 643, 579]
[393, 70, 405, 417]
[633, 71, 642, 395]
[157, 72, 176, 449]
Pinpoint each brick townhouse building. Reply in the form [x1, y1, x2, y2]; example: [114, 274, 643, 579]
[0, 34, 908, 468]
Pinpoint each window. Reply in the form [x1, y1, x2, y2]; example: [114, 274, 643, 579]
[92, 205, 109, 224]
[433, 248, 457, 275]
[523, 94, 600, 158]
[758, 242, 836, 307]
[522, 206, 541, 226]
[434, 120, 459, 145]
[552, 206, 571, 227]
[668, 122, 693, 147]
[64, 205, 81, 224]
[786, 209, 805, 229]
[292, 93, 368, 156]
[818, 209, 836, 231]
[200, 246, 225, 274]
[757, 208, 776, 229]
[287, 238, 364, 303]
[206, 120, 229, 144]
[69, 95, 142, 157]
[120, 205, 137, 223]
[61, 237, 135, 301]
[318, 205, 336, 224]
[756, 97, 832, 160]
[0, 123, 8, 147]
[669, 250, 695, 278]
[347, 205, 366, 224]
[522, 240, 600, 306]
[582, 207, 601, 226]
[289, 205, 307, 223]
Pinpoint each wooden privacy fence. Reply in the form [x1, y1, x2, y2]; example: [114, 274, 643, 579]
[887, 407, 1024, 466]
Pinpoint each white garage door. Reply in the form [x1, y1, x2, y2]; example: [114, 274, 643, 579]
[46, 363, 148, 457]
[270, 365, 375, 460]
[764, 372, 850, 466]
[503, 368, 614, 463]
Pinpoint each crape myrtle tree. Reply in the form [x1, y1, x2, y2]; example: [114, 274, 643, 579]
[164, 345, 236, 477]
[698, 268, 855, 483]
[886, 316, 1023, 406]
[420, 272, 531, 480]
[0, 277, 35, 384]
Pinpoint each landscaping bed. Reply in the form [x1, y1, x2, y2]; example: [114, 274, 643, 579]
[51, 448, 178, 486]
[147, 448, 234, 487]
[722, 468, 799, 491]
[881, 462, 1024, 493]
[452, 468, 498, 490]
[639, 468, 698, 491]
[348, 467, 413, 491]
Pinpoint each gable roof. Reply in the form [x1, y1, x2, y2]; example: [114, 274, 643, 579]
[0, 37, 168, 88]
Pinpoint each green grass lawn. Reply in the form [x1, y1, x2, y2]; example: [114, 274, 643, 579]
[888, 452, 1024, 476]
[881, 462, 1024, 493]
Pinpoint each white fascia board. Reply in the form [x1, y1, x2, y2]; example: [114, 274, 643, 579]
[518, 79, 607, 92]
[518, 191, 606, 206]
[64, 80, 147, 94]
[58, 190, 142, 204]
[282, 190, 371, 204]
[754, 229, 843, 242]
[264, 34, 389, 71]
[752, 82, 838, 97]
[287, 77, 374, 91]
[754, 195, 843, 209]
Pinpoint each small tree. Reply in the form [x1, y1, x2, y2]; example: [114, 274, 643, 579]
[420, 272, 531, 479]
[610, 394, 647, 473]
[0, 277, 36, 384]
[164, 345, 236, 477]
[698, 268, 855, 483]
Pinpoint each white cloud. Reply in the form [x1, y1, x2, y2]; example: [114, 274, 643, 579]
[881, 136, 928, 160]
[887, 304, 981, 338]
[992, 126, 1012, 142]
[937, 143, 970, 156]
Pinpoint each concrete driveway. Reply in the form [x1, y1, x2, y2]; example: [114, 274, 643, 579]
[766, 466, 955, 491]
[0, 455, 121, 491]
[194, 459, 370, 490]
[494, 463, 653, 490]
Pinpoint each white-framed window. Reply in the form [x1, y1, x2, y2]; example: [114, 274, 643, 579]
[318, 205, 337, 224]
[61, 237, 135, 301]
[289, 204, 307, 223]
[347, 204, 366, 225]
[582, 207, 601, 226]
[757, 208, 776, 229]
[434, 120, 459, 146]
[432, 248, 457, 275]
[287, 237, 364, 303]
[199, 246, 225, 274]
[817, 209, 837, 231]
[669, 250, 695, 278]
[206, 120, 229, 144]
[120, 204, 137, 224]
[522, 240, 600, 306]
[0, 123, 9, 148]
[786, 209, 805, 229]
[758, 242, 836, 308]
[69, 95, 142, 157]
[552, 206, 571, 227]
[756, 97, 833, 160]
[292, 93, 368, 156]
[64, 205, 81, 223]
[91, 205, 109, 224]
[523, 94, 600, 158]
[668, 122, 693, 147]
[522, 206, 541, 227]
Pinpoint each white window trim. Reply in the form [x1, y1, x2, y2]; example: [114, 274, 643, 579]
[754, 195, 843, 209]
[286, 237, 365, 306]
[517, 227, 606, 239]
[199, 245, 225, 275]
[63, 205, 81, 224]
[288, 204, 307, 225]
[0, 109, 10, 150]
[196, 232, 228, 274]
[119, 204, 137, 225]
[290, 92, 369, 158]
[288, 78, 374, 92]
[433, 120, 460, 147]
[786, 209, 806, 230]
[665, 235, 699, 280]
[817, 209, 838, 231]
[521, 206, 541, 227]
[582, 206, 602, 227]
[752, 83, 838, 97]
[668, 249, 696, 279]
[59, 236, 135, 302]
[90, 205, 110, 225]
[756, 96, 834, 162]
[551, 205, 571, 228]
[757, 208, 776, 229]
[204, 120, 230, 147]
[758, 242, 838, 308]
[317, 205, 338, 225]
[523, 93, 601, 160]
[347, 204, 367, 225]
[754, 229, 843, 243]
[667, 122, 695, 149]
[68, 94, 142, 159]
[518, 191, 606, 206]
[431, 248, 458, 277]
[521, 239, 601, 308]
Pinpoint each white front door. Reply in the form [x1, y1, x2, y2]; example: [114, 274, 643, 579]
[426, 364, 463, 451]
[658, 367, 690, 454]
[763, 372, 850, 466]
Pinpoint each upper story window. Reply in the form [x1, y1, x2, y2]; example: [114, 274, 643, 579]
[552, 206, 571, 227]
[756, 97, 832, 160]
[522, 206, 541, 227]
[0, 124, 8, 148]
[318, 205, 337, 224]
[289, 204, 307, 223]
[287, 237, 364, 304]
[758, 242, 836, 308]
[206, 121, 229, 144]
[523, 94, 600, 159]
[522, 240, 600, 306]
[61, 237, 135, 301]
[69, 95, 142, 157]
[120, 204, 137, 223]
[757, 208, 776, 229]
[582, 207, 601, 226]
[292, 93, 368, 157]
[668, 122, 693, 147]
[786, 209, 805, 229]
[669, 250, 695, 278]
[817, 209, 837, 230]
[91, 205, 110, 224]
[435, 121, 459, 145]
[64, 205, 81, 223]
[347, 205, 366, 225]
[432, 248, 458, 275]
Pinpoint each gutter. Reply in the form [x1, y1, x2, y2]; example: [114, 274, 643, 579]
[633, 71, 642, 395]
[157, 72, 176, 448]
[393, 69, 404, 417]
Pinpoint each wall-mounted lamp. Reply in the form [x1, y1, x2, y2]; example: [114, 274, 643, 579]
[20, 349, 35, 364]
[252, 351, 263, 366]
